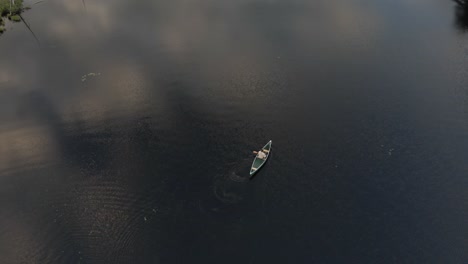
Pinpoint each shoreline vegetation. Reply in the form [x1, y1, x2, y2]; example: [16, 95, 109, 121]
[0, 0, 27, 34]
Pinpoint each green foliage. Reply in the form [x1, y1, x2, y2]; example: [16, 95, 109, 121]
[0, 0, 23, 16]
[10, 14, 20, 22]
[0, 0, 24, 36]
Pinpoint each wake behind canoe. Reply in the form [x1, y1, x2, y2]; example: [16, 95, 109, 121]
[250, 140, 272, 176]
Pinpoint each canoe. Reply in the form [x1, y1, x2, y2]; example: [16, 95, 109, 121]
[250, 140, 272, 176]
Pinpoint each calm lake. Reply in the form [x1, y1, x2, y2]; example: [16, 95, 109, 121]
[1, 0, 467, 263]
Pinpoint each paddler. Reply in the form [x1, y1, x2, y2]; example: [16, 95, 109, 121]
[253, 150, 267, 159]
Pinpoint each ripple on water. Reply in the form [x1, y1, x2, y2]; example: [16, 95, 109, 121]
[199, 159, 253, 214]
[63, 179, 163, 263]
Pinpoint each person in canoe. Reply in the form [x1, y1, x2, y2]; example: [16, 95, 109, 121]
[253, 149, 267, 160]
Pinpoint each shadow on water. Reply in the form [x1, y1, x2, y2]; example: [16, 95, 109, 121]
[18, 14, 40, 46]
[82, 0, 87, 13]
[453, 0, 468, 31]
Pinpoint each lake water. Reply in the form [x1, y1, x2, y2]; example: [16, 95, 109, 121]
[1, 0, 467, 263]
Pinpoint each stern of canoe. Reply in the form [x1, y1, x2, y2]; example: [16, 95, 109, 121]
[251, 157, 266, 174]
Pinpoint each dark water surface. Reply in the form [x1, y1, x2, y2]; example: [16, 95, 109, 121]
[1, 0, 467, 263]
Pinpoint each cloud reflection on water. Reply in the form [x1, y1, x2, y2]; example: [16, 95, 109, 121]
[1, 0, 467, 263]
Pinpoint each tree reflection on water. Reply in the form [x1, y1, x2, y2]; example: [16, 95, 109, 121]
[454, 0, 468, 31]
